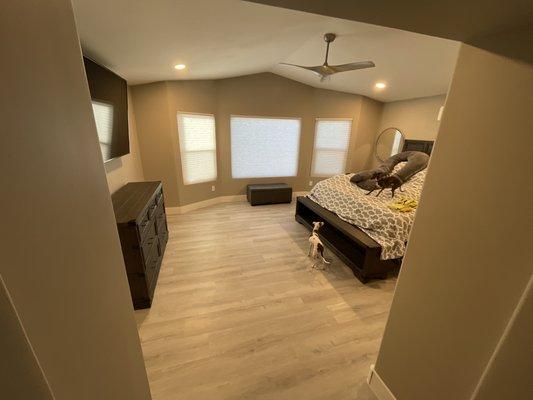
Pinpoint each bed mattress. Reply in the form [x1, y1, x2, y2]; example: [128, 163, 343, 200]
[308, 167, 426, 260]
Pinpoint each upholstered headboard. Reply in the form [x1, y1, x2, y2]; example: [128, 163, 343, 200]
[402, 139, 434, 156]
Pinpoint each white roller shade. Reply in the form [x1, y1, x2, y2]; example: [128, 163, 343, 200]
[91, 100, 114, 161]
[231, 116, 301, 178]
[311, 119, 352, 176]
[177, 113, 217, 185]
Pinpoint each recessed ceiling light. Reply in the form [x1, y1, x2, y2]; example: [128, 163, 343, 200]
[375, 82, 387, 89]
[174, 64, 186, 70]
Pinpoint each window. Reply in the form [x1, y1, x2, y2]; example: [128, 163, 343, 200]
[91, 100, 114, 161]
[311, 119, 352, 176]
[231, 116, 301, 178]
[177, 113, 217, 185]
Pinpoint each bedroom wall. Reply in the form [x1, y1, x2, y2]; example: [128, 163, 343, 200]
[373, 44, 533, 400]
[350, 96, 384, 172]
[470, 276, 532, 400]
[104, 88, 145, 193]
[131, 73, 383, 207]
[377, 94, 446, 141]
[130, 81, 182, 205]
[1, 276, 54, 400]
[1, 1, 151, 399]
[166, 80, 219, 205]
[215, 74, 371, 199]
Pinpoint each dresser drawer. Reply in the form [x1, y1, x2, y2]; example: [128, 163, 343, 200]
[141, 227, 157, 264]
[145, 240, 162, 286]
[159, 231, 168, 255]
[155, 188, 164, 206]
[136, 209, 151, 238]
[154, 197, 165, 217]
[155, 211, 167, 235]
[139, 217, 156, 244]
[147, 200, 158, 220]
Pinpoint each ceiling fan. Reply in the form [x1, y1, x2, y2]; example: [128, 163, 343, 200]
[280, 33, 375, 81]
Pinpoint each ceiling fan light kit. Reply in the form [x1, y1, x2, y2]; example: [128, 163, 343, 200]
[280, 33, 375, 81]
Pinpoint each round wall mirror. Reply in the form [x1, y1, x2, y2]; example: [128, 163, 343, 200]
[375, 127, 405, 162]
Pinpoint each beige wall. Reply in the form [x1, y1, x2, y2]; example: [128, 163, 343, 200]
[374, 44, 533, 400]
[472, 277, 532, 400]
[131, 82, 182, 205]
[167, 80, 219, 205]
[1, 276, 54, 400]
[132, 73, 383, 207]
[105, 88, 145, 193]
[351, 96, 384, 171]
[378, 94, 446, 141]
[0, 1, 151, 399]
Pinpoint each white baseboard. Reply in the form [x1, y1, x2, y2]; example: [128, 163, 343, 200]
[166, 195, 246, 215]
[166, 191, 309, 215]
[293, 191, 309, 197]
[367, 364, 397, 400]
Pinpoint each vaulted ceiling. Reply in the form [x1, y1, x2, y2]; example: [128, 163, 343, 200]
[73, 0, 459, 102]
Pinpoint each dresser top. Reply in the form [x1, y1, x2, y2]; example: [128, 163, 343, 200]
[111, 181, 162, 224]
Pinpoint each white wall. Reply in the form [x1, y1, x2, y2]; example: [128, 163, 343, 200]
[0, 1, 151, 399]
[373, 44, 533, 400]
[104, 88, 145, 193]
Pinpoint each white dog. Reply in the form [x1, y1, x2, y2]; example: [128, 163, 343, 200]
[308, 221, 330, 269]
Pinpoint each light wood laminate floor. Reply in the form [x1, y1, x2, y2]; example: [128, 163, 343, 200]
[135, 202, 397, 400]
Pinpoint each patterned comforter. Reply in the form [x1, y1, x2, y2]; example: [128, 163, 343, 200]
[308, 167, 426, 260]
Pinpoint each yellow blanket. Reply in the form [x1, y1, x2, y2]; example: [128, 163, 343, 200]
[389, 198, 418, 213]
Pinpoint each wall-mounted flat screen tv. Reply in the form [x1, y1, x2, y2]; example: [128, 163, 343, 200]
[83, 56, 129, 162]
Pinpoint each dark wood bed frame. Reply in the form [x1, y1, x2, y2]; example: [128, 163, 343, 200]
[295, 139, 434, 283]
[295, 196, 399, 282]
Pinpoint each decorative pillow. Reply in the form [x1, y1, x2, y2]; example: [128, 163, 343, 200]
[350, 151, 429, 192]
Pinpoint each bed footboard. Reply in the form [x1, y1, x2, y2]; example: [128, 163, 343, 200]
[295, 196, 399, 282]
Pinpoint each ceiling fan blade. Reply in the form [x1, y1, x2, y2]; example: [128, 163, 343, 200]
[280, 35, 374, 80]
[279, 62, 325, 77]
[328, 61, 375, 73]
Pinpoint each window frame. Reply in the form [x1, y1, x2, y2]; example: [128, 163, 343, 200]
[310, 117, 353, 178]
[177, 111, 218, 185]
[229, 114, 302, 179]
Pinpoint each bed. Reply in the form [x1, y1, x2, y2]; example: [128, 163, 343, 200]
[295, 141, 431, 282]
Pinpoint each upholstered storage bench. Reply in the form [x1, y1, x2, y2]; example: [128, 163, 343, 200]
[246, 183, 292, 206]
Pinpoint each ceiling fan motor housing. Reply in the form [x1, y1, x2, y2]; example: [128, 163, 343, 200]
[324, 33, 336, 43]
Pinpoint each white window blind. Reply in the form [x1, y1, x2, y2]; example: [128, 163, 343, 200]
[311, 119, 352, 176]
[177, 113, 217, 185]
[91, 100, 114, 161]
[231, 116, 301, 178]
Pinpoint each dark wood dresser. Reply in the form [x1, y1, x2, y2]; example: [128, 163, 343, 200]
[111, 181, 168, 309]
